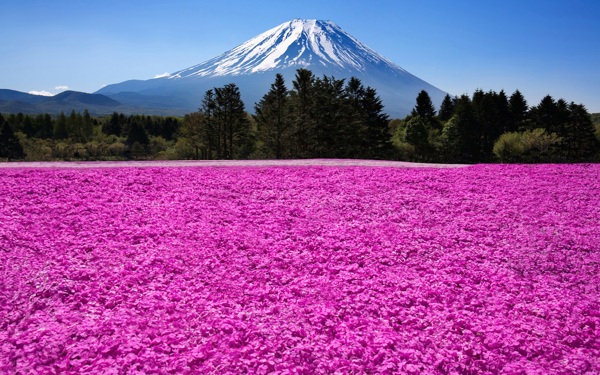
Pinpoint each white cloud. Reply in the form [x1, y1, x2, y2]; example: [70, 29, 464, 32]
[154, 72, 171, 79]
[54, 85, 69, 91]
[28, 90, 54, 96]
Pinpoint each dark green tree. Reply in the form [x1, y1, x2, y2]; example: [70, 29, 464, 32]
[82, 109, 94, 141]
[360, 86, 393, 159]
[53, 112, 68, 139]
[412, 90, 437, 123]
[23, 116, 35, 138]
[404, 116, 430, 159]
[453, 94, 480, 162]
[214, 83, 253, 159]
[102, 112, 122, 136]
[255, 73, 291, 159]
[438, 94, 456, 122]
[125, 120, 150, 159]
[564, 103, 599, 160]
[530, 95, 559, 133]
[312, 75, 349, 157]
[181, 112, 207, 159]
[200, 89, 218, 159]
[0, 123, 25, 160]
[508, 90, 528, 131]
[290, 68, 317, 157]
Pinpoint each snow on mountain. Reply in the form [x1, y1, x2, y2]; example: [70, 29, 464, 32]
[97, 19, 447, 117]
[169, 19, 405, 78]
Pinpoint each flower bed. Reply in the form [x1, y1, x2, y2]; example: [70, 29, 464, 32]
[1, 164, 599, 373]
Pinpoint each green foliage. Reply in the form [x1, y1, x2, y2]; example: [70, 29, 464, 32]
[53, 112, 68, 140]
[255, 73, 292, 159]
[412, 90, 437, 120]
[508, 90, 528, 131]
[438, 94, 455, 122]
[0, 122, 26, 160]
[404, 117, 429, 159]
[563, 103, 599, 160]
[493, 128, 562, 162]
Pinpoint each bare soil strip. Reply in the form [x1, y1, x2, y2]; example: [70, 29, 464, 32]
[0, 159, 469, 169]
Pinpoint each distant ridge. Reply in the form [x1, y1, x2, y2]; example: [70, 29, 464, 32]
[0, 89, 124, 115]
[0, 90, 195, 116]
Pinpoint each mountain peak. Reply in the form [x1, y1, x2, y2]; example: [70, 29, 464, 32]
[97, 19, 446, 117]
[168, 19, 402, 79]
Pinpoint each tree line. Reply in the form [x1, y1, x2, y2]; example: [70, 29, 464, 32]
[179, 69, 393, 161]
[1, 68, 599, 162]
[393, 90, 599, 163]
[0, 111, 181, 161]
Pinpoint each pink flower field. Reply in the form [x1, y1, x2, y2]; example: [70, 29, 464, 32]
[1, 163, 599, 374]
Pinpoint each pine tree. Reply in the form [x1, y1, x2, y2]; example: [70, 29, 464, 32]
[0, 123, 25, 160]
[102, 112, 122, 136]
[82, 109, 94, 141]
[126, 120, 149, 148]
[255, 73, 291, 159]
[290, 69, 316, 157]
[438, 94, 455, 122]
[53, 112, 68, 139]
[312, 75, 348, 157]
[200, 89, 218, 159]
[531, 95, 558, 133]
[361, 86, 393, 159]
[23, 116, 35, 138]
[564, 103, 599, 160]
[453, 94, 480, 162]
[214, 83, 253, 159]
[412, 90, 437, 122]
[508, 90, 528, 131]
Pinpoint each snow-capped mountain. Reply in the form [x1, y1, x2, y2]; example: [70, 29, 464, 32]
[169, 19, 404, 78]
[97, 19, 447, 117]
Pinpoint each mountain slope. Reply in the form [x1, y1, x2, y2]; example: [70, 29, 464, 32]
[98, 19, 447, 117]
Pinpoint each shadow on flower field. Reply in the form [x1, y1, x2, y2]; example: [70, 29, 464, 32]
[0, 162, 598, 373]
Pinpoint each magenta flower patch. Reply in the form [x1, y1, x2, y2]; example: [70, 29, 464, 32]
[0, 164, 599, 374]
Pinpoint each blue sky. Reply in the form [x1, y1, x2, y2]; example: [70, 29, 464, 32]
[2, 0, 599, 112]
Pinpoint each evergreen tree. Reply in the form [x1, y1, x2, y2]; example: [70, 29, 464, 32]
[53, 112, 68, 139]
[453, 94, 480, 162]
[0, 123, 25, 160]
[438, 94, 455, 122]
[360, 86, 393, 159]
[82, 109, 94, 141]
[412, 90, 437, 122]
[290, 68, 316, 157]
[126, 120, 149, 148]
[531, 95, 559, 133]
[102, 112, 122, 136]
[23, 116, 35, 138]
[564, 103, 599, 160]
[312, 75, 348, 157]
[66, 110, 83, 141]
[472, 90, 509, 160]
[508, 90, 528, 131]
[255, 73, 291, 159]
[214, 83, 253, 159]
[200, 89, 218, 159]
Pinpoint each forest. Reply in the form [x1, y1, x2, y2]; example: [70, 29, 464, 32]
[1, 68, 599, 163]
